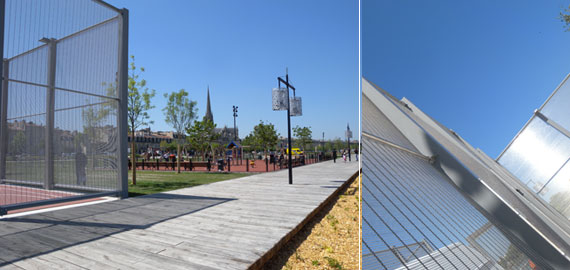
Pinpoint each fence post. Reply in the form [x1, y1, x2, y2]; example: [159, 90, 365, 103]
[265, 157, 268, 172]
[0, 59, 8, 182]
[42, 38, 57, 190]
[228, 157, 231, 172]
[0, 0, 5, 183]
[246, 158, 249, 172]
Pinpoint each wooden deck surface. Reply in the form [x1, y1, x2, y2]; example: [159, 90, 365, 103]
[0, 160, 358, 270]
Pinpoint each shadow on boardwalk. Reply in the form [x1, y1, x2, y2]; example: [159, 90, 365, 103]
[0, 193, 234, 267]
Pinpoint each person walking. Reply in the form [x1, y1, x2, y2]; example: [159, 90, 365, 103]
[355, 148, 359, 161]
[343, 150, 347, 163]
[332, 149, 337, 163]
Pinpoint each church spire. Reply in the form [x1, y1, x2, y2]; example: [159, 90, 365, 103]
[204, 86, 214, 123]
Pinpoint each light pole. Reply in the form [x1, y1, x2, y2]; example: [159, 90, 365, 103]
[272, 69, 302, 185]
[232, 105, 238, 141]
[346, 123, 352, 162]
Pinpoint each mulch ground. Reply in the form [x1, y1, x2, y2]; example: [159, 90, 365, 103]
[263, 175, 360, 270]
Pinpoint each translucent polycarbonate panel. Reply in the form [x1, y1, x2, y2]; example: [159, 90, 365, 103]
[541, 76, 570, 132]
[362, 95, 418, 152]
[540, 158, 570, 219]
[55, 18, 120, 98]
[272, 88, 287, 111]
[4, 0, 119, 59]
[53, 90, 118, 191]
[499, 117, 570, 193]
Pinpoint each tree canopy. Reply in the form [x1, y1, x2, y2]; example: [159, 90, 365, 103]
[250, 121, 280, 154]
[293, 125, 312, 151]
[127, 55, 155, 134]
[163, 89, 198, 140]
[186, 119, 219, 158]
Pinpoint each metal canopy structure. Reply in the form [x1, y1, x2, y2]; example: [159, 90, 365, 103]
[0, 0, 128, 215]
[362, 78, 570, 269]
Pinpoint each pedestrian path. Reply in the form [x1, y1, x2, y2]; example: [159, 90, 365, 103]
[0, 160, 358, 270]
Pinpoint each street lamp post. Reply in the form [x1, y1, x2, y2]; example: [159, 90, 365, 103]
[232, 105, 238, 141]
[346, 123, 352, 162]
[272, 69, 301, 185]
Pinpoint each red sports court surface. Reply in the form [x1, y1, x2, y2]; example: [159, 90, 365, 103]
[0, 184, 103, 215]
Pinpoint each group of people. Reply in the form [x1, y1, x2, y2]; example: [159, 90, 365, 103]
[332, 148, 359, 163]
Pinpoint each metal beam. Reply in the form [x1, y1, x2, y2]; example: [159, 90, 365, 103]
[117, 8, 129, 198]
[0, 60, 7, 182]
[0, 0, 5, 182]
[44, 39, 57, 190]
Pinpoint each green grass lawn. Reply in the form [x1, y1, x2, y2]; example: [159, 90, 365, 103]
[128, 170, 250, 197]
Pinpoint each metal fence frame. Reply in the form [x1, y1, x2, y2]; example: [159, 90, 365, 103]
[0, 0, 128, 215]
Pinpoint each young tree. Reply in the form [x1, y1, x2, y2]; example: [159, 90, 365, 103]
[163, 89, 198, 173]
[127, 55, 155, 185]
[186, 119, 219, 160]
[9, 131, 26, 155]
[252, 121, 279, 157]
[292, 125, 312, 151]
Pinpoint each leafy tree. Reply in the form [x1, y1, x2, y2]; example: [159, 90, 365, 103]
[159, 140, 177, 152]
[127, 55, 155, 185]
[9, 131, 25, 155]
[186, 119, 219, 159]
[293, 125, 312, 151]
[251, 120, 279, 156]
[561, 5, 570, 31]
[333, 138, 344, 151]
[82, 99, 112, 169]
[163, 89, 198, 173]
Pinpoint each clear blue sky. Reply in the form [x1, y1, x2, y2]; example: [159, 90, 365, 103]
[363, 0, 570, 158]
[106, 0, 358, 141]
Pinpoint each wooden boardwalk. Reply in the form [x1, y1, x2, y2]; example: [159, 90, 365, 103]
[0, 160, 358, 270]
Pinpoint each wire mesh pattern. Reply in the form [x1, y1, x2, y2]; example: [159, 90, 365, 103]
[0, 0, 124, 211]
[362, 98, 539, 269]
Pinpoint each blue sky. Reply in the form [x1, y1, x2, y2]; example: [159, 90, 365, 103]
[363, 0, 570, 158]
[106, 0, 358, 141]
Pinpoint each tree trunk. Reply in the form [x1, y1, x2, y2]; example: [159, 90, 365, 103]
[177, 143, 181, 173]
[131, 131, 137, 185]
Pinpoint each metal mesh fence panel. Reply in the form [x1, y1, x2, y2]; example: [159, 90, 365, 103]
[362, 94, 544, 269]
[0, 0, 125, 212]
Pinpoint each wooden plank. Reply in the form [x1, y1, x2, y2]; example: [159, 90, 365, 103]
[0, 161, 358, 269]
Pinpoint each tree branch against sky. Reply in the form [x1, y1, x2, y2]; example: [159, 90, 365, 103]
[561, 5, 570, 31]
[127, 55, 155, 185]
[163, 89, 198, 173]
